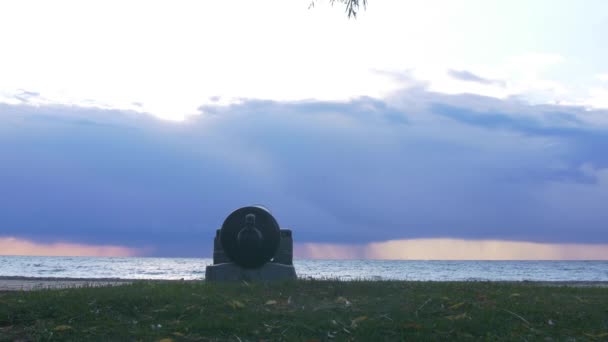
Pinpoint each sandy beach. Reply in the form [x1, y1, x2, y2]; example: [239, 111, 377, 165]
[0, 276, 135, 291]
[1, 276, 608, 291]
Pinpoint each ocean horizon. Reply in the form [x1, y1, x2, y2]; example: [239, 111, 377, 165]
[1, 256, 608, 282]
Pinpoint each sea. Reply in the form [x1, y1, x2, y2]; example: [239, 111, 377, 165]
[1, 256, 608, 281]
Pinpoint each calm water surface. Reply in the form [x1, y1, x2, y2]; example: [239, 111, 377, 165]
[1, 256, 607, 281]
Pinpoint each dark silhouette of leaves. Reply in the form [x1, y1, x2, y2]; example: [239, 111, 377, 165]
[309, 0, 368, 18]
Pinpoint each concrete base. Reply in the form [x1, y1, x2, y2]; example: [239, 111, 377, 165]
[205, 262, 297, 282]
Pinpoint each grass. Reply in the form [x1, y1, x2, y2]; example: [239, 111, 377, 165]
[0, 280, 607, 341]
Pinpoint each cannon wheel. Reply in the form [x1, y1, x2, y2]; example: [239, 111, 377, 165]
[220, 206, 281, 269]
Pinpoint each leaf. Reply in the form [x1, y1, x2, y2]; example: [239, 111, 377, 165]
[510, 293, 521, 297]
[228, 300, 245, 309]
[584, 332, 608, 338]
[403, 321, 423, 330]
[53, 325, 73, 332]
[265, 300, 278, 305]
[448, 302, 465, 310]
[445, 312, 469, 321]
[335, 296, 351, 306]
[350, 315, 367, 328]
[159, 339, 175, 342]
[172, 332, 185, 337]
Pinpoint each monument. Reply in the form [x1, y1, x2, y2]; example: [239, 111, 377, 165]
[205, 205, 297, 281]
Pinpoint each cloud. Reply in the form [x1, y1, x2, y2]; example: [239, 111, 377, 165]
[447, 69, 506, 87]
[1, 87, 608, 256]
[13, 90, 41, 103]
[295, 239, 608, 260]
[0, 237, 140, 257]
[584, 86, 608, 109]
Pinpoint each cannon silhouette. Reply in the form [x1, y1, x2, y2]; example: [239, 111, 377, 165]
[205, 206, 297, 281]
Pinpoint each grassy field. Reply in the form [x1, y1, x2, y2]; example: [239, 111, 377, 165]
[1, 280, 607, 341]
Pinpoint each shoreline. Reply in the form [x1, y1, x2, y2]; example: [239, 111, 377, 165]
[0, 276, 137, 291]
[1, 276, 608, 291]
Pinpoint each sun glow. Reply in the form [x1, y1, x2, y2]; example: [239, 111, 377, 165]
[0, 237, 141, 257]
[295, 239, 608, 260]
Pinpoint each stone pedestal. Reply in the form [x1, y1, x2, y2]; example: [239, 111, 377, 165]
[205, 262, 297, 282]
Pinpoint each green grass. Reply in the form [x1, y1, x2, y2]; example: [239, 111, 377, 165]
[1, 280, 607, 341]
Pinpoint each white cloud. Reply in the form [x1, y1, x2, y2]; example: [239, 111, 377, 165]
[0, 1, 606, 120]
[585, 86, 608, 109]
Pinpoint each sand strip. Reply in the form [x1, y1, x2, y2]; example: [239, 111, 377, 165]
[1, 277, 607, 291]
[0, 276, 135, 291]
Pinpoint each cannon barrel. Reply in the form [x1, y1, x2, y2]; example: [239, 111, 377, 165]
[219, 205, 281, 269]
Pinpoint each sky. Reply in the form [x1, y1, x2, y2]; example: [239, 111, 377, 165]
[1, 0, 608, 259]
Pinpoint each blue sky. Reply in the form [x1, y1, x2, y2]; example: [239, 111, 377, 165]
[1, 1, 608, 258]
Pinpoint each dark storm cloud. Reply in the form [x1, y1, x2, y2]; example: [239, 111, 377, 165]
[432, 103, 608, 173]
[1, 89, 608, 256]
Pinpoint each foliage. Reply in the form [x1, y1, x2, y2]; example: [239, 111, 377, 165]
[310, 0, 368, 18]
